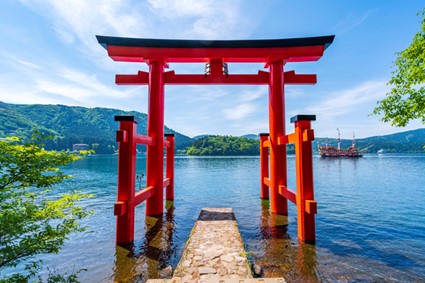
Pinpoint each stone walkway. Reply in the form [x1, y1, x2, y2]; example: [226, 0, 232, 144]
[147, 208, 285, 283]
[172, 208, 251, 282]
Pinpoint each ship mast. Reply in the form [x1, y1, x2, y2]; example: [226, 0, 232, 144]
[337, 128, 341, 150]
[352, 132, 356, 148]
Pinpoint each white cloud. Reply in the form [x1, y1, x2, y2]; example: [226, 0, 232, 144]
[223, 103, 256, 120]
[286, 87, 305, 96]
[0, 62, 141, 108]
[334, 10, 375, 35]
[17, 59, 40, 69]
[20, 0, 247, 59]
[148, 0, 212, 18]
[58, 68, 130, 98]
[20, 0, 148, 64]
[147, 0, 245, 39]
[300, 80, 388, 119]
[237, 87, 265, 103]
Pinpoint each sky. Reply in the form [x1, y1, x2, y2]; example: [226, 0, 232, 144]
[0, 0, 424, 139]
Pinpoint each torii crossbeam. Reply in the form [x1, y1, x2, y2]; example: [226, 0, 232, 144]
[97, 35, 334, 244]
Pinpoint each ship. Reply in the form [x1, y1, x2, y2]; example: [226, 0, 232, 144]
[318, 129, 370, 158]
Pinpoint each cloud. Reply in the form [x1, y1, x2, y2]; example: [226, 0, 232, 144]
[19, 0, 148, 65]
[286, 87, 305, 96]
[0, 62, 140, 108]
[20, 0, 247, 60]
[148, 0, 212, 18]
[298, 80, 388, 119]
[334, 10, 375, 35]
[147, 0, 245, 39]
[17, 59, 41, 69]
[223, 103, 256, 120]
[237, 87, 265, 102]
[58, 68, 130, 98]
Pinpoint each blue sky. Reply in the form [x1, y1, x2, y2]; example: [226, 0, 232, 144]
[0, 0, 424, 138]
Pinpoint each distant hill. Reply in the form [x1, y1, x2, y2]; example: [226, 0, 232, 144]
[314, 128, 425, 153]
[240, 134, 259, 140]
[1, 101, 423, 154]
[185, 135, 259, 156]
[192, 134, 209, 140]
[0, 102, 192, 154]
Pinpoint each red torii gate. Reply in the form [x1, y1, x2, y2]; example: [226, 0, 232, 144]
[97, 35, 334, 244]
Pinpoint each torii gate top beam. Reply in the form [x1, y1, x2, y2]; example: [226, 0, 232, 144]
[96, 35, 334, 63]
[96, 35, 334, 85]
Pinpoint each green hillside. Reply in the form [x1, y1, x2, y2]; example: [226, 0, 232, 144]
[1, 101, 423, 155]
[184, 135, 260, 155]
[185, 129, 425, 156]
[0, 102, 192, 154]
[314, 128, 425, 153]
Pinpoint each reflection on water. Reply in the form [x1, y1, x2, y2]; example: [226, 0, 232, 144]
[251, 200, 318, 282]
[112, 201, 177, 282]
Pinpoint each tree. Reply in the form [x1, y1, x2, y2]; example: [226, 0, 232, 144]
[0, 136, 92, 282]
[372, 9, 425, 126]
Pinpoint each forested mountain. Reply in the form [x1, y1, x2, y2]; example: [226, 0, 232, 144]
[1, 101, 423, 155]
[0, 102, 192, 154]
[314, 128, 425, 153]
[184, 135, 259, 155]
[185, 129, 424, 156]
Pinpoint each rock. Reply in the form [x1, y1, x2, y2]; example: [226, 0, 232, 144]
[159, 265, 173, 279]
[252, 264, 263, 277]
[220, 255, 234, 263]
[198, 267, 217, 274]
[203, 249, 222, 259]
[181, 260, 191, 267]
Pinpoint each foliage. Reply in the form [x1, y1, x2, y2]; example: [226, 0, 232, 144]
[0, 136, 92, 282]
[186, 135, 260, 155]
[373, 9, 425, 126]
[0, 102, 192, 154]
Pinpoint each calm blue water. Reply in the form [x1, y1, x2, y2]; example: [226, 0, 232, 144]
[12, 154, 425, 282]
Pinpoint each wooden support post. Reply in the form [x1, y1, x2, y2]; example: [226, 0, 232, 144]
[268, 61, 288, 215]
[146, 60, 165, 216]
[259, 133, 269, 199]
[114, 116, 138, 244]
[291, 114, 317, 243]
[165, 133, 175, 200]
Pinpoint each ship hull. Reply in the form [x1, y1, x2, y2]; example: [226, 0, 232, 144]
[318, 146, 364, 158]
[319, 153, 363, 158]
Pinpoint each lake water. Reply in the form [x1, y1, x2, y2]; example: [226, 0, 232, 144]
[11, 154, 425, 282]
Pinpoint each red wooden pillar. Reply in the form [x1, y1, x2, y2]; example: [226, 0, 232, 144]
[259, 133, 269, 199]
[165, 133, 175, 200]
[268, 61, 288, 215]
[146, 60, 165, 216]
[114, 116, 137, 244]
[292, 115, 317, 243]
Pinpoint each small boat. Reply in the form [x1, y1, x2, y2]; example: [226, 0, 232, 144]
[377, 149, 384, 154]
[318, 129, 369, 158]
